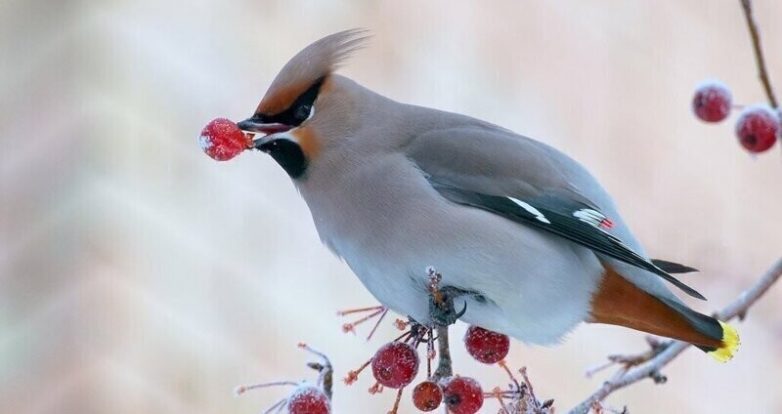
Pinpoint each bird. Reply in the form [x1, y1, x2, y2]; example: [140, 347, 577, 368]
[236, 29, 739, 362]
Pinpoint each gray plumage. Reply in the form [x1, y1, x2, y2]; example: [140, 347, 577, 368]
[238, 30, 713, 347]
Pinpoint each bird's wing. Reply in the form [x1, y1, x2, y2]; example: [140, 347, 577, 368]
[404, 123, 705, 300]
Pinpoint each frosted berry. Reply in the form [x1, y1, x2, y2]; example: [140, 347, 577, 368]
[370, 342, 419, 389]
[735, 106, 779, 153]
[287, 385, 330, 414]
[692, 82, 732, 123]
[441, 376, 483, 414]
[199, 118, 251, 161]
[464, 325, 510, 364]
[412, 381, 443, 411]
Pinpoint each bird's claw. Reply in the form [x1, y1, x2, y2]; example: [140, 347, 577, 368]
[428, 286, 468, 327]
[454, 301, 468, 319]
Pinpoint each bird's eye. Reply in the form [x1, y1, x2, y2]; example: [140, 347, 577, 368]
[294, 104, 311, 121]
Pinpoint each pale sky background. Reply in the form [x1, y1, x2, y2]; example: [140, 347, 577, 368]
[2, 1, 782, 413]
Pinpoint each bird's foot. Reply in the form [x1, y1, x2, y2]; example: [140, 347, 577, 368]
[428, 286, 468, 327]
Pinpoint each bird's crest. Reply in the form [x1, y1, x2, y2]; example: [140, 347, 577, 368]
[257, 29, 370, 115]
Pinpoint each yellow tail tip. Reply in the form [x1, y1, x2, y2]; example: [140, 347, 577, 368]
[708, 321, 740, 363]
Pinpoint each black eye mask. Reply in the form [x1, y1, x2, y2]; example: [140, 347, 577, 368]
[253, 77, 325, 126]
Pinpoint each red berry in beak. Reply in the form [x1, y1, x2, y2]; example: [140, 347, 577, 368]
[735, 105, 780, 153]
[692, 81, 732, 123]
[199, 118, 252, 161]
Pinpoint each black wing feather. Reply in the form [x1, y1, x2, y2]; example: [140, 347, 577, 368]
[651, 259, 699, 274]
[433, 184, 706, 300]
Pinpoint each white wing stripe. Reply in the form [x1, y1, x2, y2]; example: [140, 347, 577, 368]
[508, 197, 551, 224]
[573, 208, 606, 227]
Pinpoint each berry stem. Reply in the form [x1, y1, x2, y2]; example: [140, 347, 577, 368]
[340, 306, 388, 334]
[366, 307, 389, 341]
[491, 387, 512, 414]
[298, 343, 330, 363]
[388, 387, 404, 414]
[344, 358, 372, 385]
[426, 332, 435, 378]
[298, 343, 334, 399]
[739, 0, 778, 108]
[337, 305, 385, 316]
[498, 360, 522, 393]
[234, 381, 299, 396]
[519, 367, 542, 410]
[262, 398, 287, 414]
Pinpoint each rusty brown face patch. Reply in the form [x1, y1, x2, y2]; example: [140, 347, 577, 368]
[292, 126, 321, 161]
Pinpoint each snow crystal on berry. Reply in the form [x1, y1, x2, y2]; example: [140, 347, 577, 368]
[199, 117, 251, 161]
[692, 80, 732, 123]
[464, 325, 510, 364]
[287, 384, 330, 414]
[412, 380, 443, 411]
[441, 376, 483, 414]
[735, 104, 780, 153]
[198, 134, 214, 151]
[370, 342, 420, 389]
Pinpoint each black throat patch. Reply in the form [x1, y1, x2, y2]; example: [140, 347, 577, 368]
[259, 139, 308, 179]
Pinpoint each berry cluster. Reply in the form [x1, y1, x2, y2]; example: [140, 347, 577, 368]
[337, 299, 522, 413]
[333, 268, 528, 413]
[351, 324, 502, 413]
[692, 81, 781, 153]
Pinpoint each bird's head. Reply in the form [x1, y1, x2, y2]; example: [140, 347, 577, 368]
[238, 29, 370, 179]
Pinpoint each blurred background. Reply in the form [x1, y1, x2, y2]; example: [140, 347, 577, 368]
[2, 1, 781, 413]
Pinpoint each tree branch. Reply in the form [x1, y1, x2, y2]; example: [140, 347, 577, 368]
[432, 325, 453, 381]
[740, 0, 778, 108]
[568, 6, 782, 410]
[568, 257, 782, 414]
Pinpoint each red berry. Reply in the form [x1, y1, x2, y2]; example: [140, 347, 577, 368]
[464, 325, 510, 364]
[412, 381, 443, 411]
[692, 81, 732, 123]
[441, 376, 483, 414]
[287, 385, 330, 414]
[735, 106, 780, 153]
[199, 118, 251, 161]
[370, 342, 419, 389]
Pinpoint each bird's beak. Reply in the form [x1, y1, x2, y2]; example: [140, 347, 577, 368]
[237, 117, 295, 150]
[237, 118, 293, 135]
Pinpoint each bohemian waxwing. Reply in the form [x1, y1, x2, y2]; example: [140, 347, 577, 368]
[237, 30, 739, 361]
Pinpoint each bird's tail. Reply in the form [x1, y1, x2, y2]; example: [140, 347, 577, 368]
[590, 265, 740, 362]
[660, 298, 740, 363]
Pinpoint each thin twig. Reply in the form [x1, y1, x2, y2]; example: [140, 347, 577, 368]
[568, 257, 782, 414]
[234, 381, 298, 395]
[298, 343, 334, 399]
[263, 398, 287, 414]
[740, 0, 778, 108]
[389, 387, 404, 414]
[366, 307, 389, 340]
